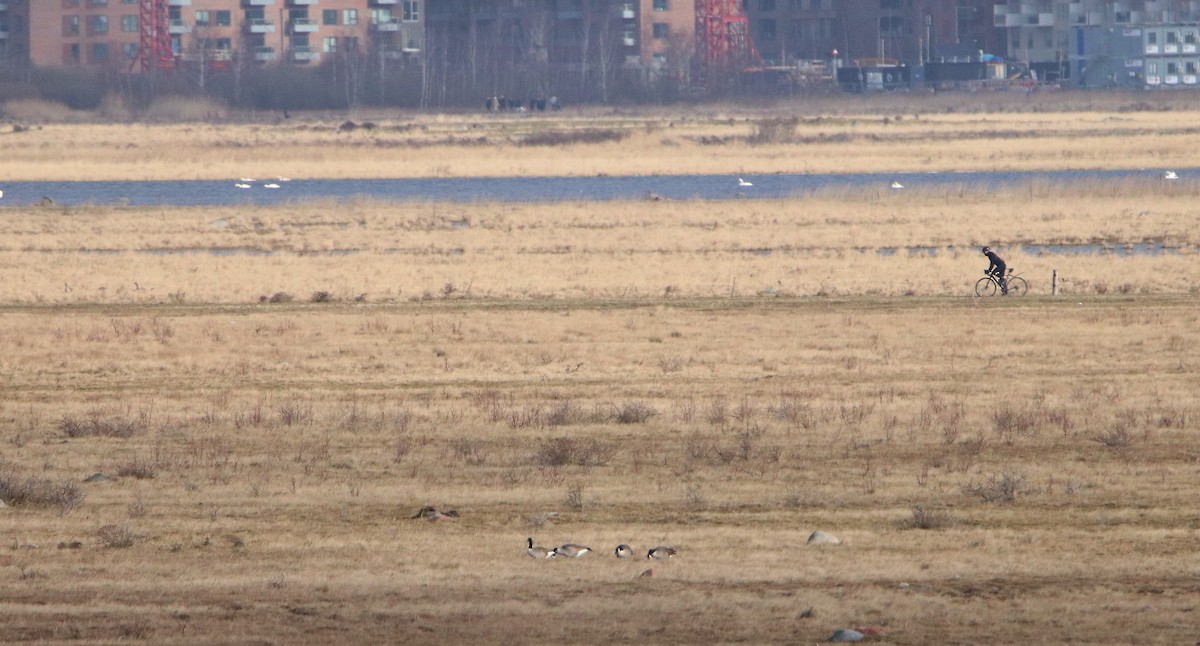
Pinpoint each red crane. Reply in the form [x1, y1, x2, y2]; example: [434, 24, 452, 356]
[694, 0, 762, 87]
[131, 0, 175, 72]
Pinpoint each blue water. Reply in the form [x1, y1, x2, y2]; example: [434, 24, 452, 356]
[0, 168, 1188, 207]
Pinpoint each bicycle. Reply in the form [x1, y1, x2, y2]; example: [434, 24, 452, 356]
[975, 268, 1028, 297]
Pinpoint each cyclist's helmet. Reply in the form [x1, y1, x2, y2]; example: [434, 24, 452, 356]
[981, 246, 990, 254]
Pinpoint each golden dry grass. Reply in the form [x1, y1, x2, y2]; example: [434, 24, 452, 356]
[2, 106, 1200, 644]
[3, 94, 1200, 180]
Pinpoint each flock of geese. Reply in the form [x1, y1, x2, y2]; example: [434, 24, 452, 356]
[527, 537, 677, 560]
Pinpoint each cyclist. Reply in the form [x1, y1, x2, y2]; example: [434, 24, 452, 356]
[982, 246, 1008, 294]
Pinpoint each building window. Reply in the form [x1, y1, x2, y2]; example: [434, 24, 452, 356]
[88, 0, 108, 6]
[92, 43, 109, 62]
[652, 22, 668, 38]
[323, 9, 338, 25]
[216, 11, 231, 26]
[652, 53, 667, 65]
[1148, 31, 1157, 44]
[623, 27, 636, 46]
[323, 36, 337, 53]
[89, 15, 109, 35]
[64, 15, 80, 36]
[1167, 31, 1178, 44]
[1167, 61, 1179, 74]
[344, 36, 359, 53]
[760, 0, 776, 10]
[403, 1, 420, 21]
[1186, 61, 1197, 74]
[64, 0, 81, 6]
[195, 10, 210, 26]
[123, 0, 137, 3]
[343, 9, 358, 25]
[653, 0, 668, 10]
[812, 0, 822, 9]
[121, 15, 137, 32]
[759, 18, 776, 40]
[122, 42, 138, 59]
[68, 43, 82, 63]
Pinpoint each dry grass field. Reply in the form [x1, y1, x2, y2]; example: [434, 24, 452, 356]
[2, 98, 1200, 644]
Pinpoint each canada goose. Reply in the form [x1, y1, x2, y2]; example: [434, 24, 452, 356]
[614, 544, 634, 558]
[647, 546, 677, 560]
[737, 178, 753, 187]
[553, 543, 592, 558]
[527, 537, 556, 559]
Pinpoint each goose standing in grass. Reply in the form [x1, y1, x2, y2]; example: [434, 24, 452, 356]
[527, 537, 556, 559]
[614, 544, 634, 558]
[553, 543, 592, 558]
[647, 546, 677, 560]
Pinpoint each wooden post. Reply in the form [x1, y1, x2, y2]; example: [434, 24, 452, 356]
[1052, 269, 1058, 296]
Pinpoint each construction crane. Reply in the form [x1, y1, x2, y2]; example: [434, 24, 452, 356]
[131, 0, 175, 72]
[694, 0, 762, 88]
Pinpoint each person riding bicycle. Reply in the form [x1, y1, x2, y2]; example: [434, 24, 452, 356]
[982, 246, 1008, 294]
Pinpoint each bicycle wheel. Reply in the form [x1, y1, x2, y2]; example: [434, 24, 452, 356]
[975, 276, 997, 297]
[1006, 276, 1028, 296]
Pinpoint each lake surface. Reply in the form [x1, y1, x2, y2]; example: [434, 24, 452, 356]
[0, 168, 1189, 207]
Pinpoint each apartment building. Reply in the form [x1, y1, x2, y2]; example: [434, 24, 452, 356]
[992, 0, 1200, 87]
[7, 0, 422, 70]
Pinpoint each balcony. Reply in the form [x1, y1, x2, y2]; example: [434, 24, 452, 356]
[169, 19, 190, 34]
[372, 18, 400, 31]
[290, 46, 319, 62]
[290, 18, 318, 33]
[253, 45, 276, 61]
[246, 18, 276, 33]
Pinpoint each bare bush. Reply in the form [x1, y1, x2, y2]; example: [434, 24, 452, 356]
[533, 437, 615, 467]
[116, 457, 158, 480]
[452, 438, 487, 466]
[897, 505, 959, 530]
[564, 483, 585, 511]
[0, 470, 86, 513]
[97, 523, 137, 549]
[962, 472, 1026, 504]
[991, 403, 1039, 444]
[60, 413, 146, 438]
[611, 401, 656, 424]
[545, 400, 582, 426]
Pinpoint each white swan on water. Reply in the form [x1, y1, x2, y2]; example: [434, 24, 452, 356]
[737, 178, 753, 187]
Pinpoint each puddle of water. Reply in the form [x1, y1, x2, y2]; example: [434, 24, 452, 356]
[1021, 242, 1181, 256]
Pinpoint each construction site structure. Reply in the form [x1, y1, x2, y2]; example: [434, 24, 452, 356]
[694, 0, 762, 87]
[132, 0, 174, 72]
